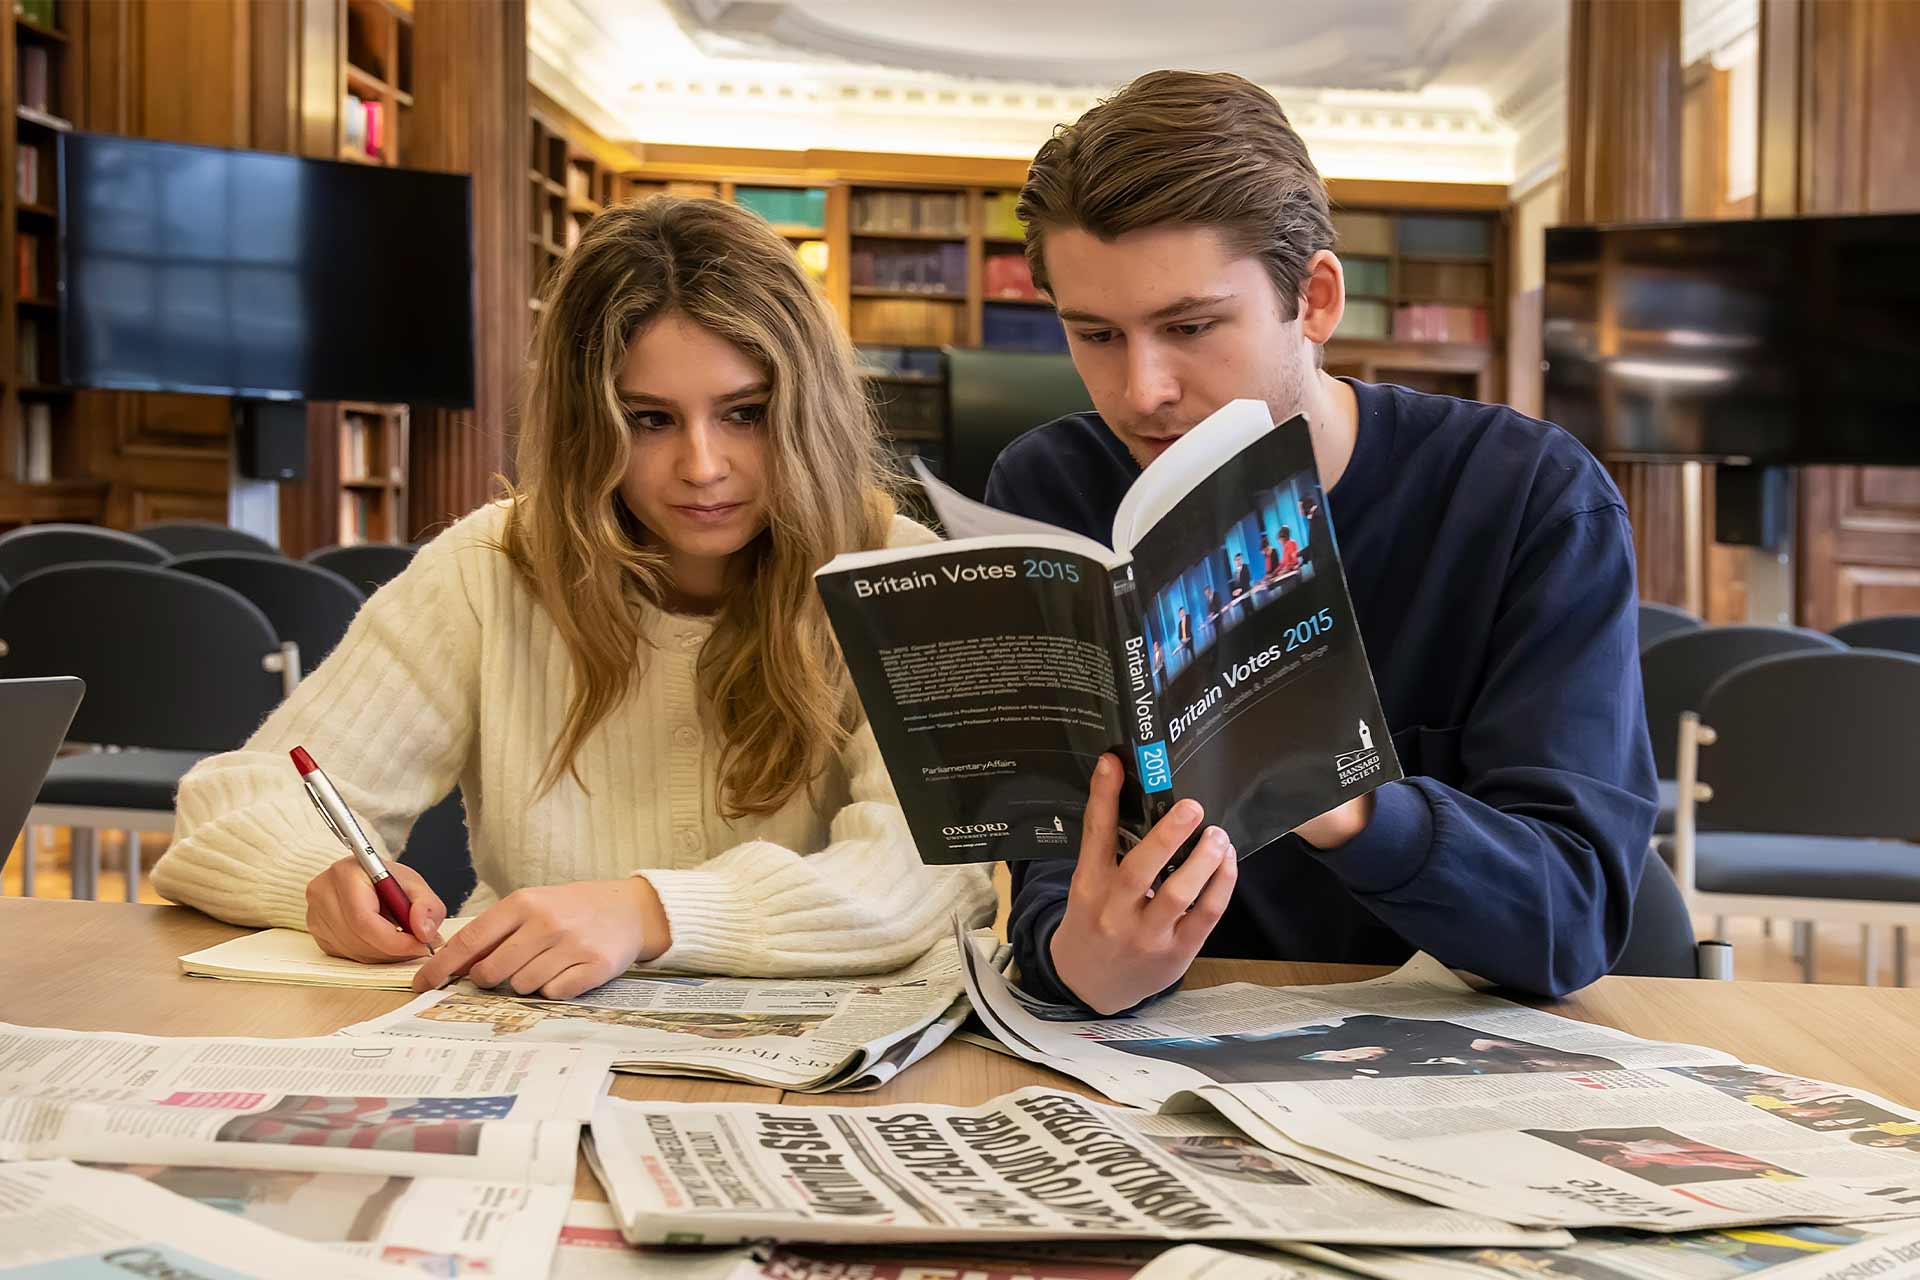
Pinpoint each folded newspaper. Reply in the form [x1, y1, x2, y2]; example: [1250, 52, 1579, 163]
[96, 1162, 572, 1276]
[954, 925, 1920, 1232]
[0, 1160, 415, 1279]
[0, 1021, 611, 1185]
[584, 1085, 1568, 1248]
[336, 932, 1004, 1093]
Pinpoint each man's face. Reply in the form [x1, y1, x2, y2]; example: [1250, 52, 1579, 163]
[1043, 224, 1316, 469]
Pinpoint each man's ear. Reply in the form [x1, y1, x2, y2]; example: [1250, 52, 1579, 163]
[1296, 249, 1345, 344]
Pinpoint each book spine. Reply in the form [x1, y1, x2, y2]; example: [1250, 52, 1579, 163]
[1108, 563, 1174, 830]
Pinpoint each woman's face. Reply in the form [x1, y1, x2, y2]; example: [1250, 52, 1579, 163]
[616, 311, 772, 604]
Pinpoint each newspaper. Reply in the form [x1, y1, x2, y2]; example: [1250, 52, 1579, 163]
[338, 933, 1004, 1092]
[1132, 1246, 1353, 1280]
[95, 1162, 571, 1276]
[1284, 1219, 1920, 1280]
[0, 1021, 611, 1184]
[955, 926, 1920, 1231]
[0, 1159, 414, 1278]
[585, 1086, 1569, 1248]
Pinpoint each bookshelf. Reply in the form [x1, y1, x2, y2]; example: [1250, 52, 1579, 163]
[526, 110, 631, 313]
[336, 403, 408, 544]
[339, 0, 413, 168]
[0, 0, 98, 525]
[1323, 208, 1505, 401]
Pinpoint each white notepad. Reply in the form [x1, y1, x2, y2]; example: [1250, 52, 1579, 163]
[178, 917, 475, 990]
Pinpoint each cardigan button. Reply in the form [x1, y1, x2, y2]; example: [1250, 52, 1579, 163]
[678, 631, 702, 651]
[672, 726, 700, 750]
[675, 828, 702, 854]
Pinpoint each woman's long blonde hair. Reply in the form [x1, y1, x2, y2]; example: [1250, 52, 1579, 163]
[501, 196, 897, 817]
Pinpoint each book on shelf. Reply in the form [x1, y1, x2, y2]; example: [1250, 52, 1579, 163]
[850, 242, 967, 294]
[566, 165, 588, 200]
[364, 100, 384, 158]
[982, 190, 1024, 241]
[814, 399, 1400, 866]
[16, 45, 48, 113]
[849, 190, 967, 236]
[341, 413, 371, 481]
[344, 94, 366, 150]
[849, 297, 966, 346]
[983, 251, 1042, 300]
[1392, 303, 1488, 344]
[22, 401, 50, 483]
[15, 232, 36, 297]
[14, 0, 58, 28]
[15, 143, 37, 204]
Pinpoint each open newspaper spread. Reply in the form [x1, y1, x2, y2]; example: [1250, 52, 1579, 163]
[0, 1160, 415, 1279]
[954, 927, 1920, 1232]
[585, 1086, 1568, 1248]
[0, 1021, 610, 1184]
[337, 932, 1003, 1093]
[95, 1162, 572, 1276]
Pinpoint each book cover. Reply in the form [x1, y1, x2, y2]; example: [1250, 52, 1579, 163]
[817, 400, 1400, 865]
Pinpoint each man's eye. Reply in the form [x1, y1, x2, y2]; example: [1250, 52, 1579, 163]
[1170, 321, 1215, 338]
[1073, 329, 1117, 345]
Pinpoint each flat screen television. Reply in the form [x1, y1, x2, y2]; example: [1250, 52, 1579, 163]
[1543, 213, 1920, 465]
[59, 132, 475, 407]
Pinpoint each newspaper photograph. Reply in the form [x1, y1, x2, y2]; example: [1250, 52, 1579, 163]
[1131, 1246, 1357, 1280]
[0, 1021, 611, 1184]
[1198, 1063, 1920, 1231]
[586, 1086, 1569, 1248]
[954, 922, 1737, 1111]
[0, 1160, 414, 1279]
[94, 1163, 570, 1276]
[1284, 1219, 1920, 1280]
[339, 934, 1003, 1092]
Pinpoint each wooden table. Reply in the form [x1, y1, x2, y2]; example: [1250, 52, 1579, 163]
[8, 899, 1920, 1199]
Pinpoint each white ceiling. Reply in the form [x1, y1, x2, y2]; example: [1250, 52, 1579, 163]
[528, 0, 1580, 185]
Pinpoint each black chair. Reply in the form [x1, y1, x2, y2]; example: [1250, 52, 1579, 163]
[0, 563, 288, 900]
[0, 524, 166, 583]
[1640, 625, 1845, 834]
[1611, 853, 1705, 979]
[1667, 650, 1920, 985]
[1832, 614, 1920, 658]
[136, 519, 279, 559]
[1637, 601, 1702, 652]
[944, 348, 1093, 502]
[404, 788, 475, 911]
[167, 552, 366, 679]
[306, 542, 417, 596]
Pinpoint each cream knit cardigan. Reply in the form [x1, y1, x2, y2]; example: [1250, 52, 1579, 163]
[151, 501, 996, 975]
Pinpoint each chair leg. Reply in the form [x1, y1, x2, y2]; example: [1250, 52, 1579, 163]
[1763, 918, 1774, 939]
[20, 825, 36, 897]
[1712, 914, 1726, 940]
[1862, 924, 1880, 988]
[1795, 921, 1816, 983]
[70, 828, 98, 900]
[123, 830, 140, 903]
[1897, 927, 1911, 989]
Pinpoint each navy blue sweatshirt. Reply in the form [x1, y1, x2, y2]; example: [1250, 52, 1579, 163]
[983, 379, 1658, 1002]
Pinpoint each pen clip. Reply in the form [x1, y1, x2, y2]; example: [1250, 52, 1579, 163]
[305, 785, 351, 849]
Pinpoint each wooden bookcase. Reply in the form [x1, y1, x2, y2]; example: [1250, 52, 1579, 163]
[339, 0, 413, 169]
[336, 402, 408, 544]
[0, 0, 100, 526]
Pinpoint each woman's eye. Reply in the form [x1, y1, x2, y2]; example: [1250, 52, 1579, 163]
[627, 411, 673, 433]
[726, 403, 768, 426]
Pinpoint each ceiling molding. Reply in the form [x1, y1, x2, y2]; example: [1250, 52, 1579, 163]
[526, 0, 635, 139]
[1682, 0, 1758, 68]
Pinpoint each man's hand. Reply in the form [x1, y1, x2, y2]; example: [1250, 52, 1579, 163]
[306, 856, 447, 962]
[1292, 792, 1375, 851]
[1048, 754, 1238, 1016]
[411, 878, 671, 998]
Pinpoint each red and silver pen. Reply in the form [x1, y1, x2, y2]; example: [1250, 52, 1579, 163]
[290, 745, 434, 954]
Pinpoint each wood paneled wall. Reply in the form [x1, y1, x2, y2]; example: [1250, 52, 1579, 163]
[1563, 0, 1691, 609]
[1760, 0, 1920, 630]
[403, 0, 528, 541]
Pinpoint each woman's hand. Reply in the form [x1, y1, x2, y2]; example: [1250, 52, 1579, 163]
[410, 878, 671, 998]
[306, 856, 447, 962]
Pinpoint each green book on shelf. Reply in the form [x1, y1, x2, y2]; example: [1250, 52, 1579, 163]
[16, 0, 56, 29]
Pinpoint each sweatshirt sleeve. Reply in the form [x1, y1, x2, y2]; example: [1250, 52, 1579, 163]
[1306, 505, 1658, 997]
[639, 721, 999, 976]
[150, 528, 486, 929]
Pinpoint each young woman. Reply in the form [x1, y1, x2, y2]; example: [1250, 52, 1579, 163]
[153, 198, 996, 998]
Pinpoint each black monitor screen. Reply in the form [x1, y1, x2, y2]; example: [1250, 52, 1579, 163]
[1543, 213, 1920, 465]
[60, 132, 475, 406]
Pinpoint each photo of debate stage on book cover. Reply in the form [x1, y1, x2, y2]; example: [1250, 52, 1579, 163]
[815, 400, 1401, 866]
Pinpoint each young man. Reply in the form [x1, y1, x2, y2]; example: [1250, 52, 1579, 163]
[984, 70, 1658, 1014]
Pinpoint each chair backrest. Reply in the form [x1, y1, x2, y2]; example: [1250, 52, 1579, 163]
[136, 519, 279, 559]
[1696, 649, 1920, 838]
[404, 788, 475, 910]
[0, 676, 83, 860]
[1832, 613, 1920, 658]
[0, 523, 166, 583]
[0, 563, 283, 751]
[1640, 625, 1845, 777]
[306, 542, 417, 596]
[944, 347, 1093, 502]
[1610, 853, 1699, 978]
[166, 552, 366, 675]
[1637, 601, 1702, 652]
